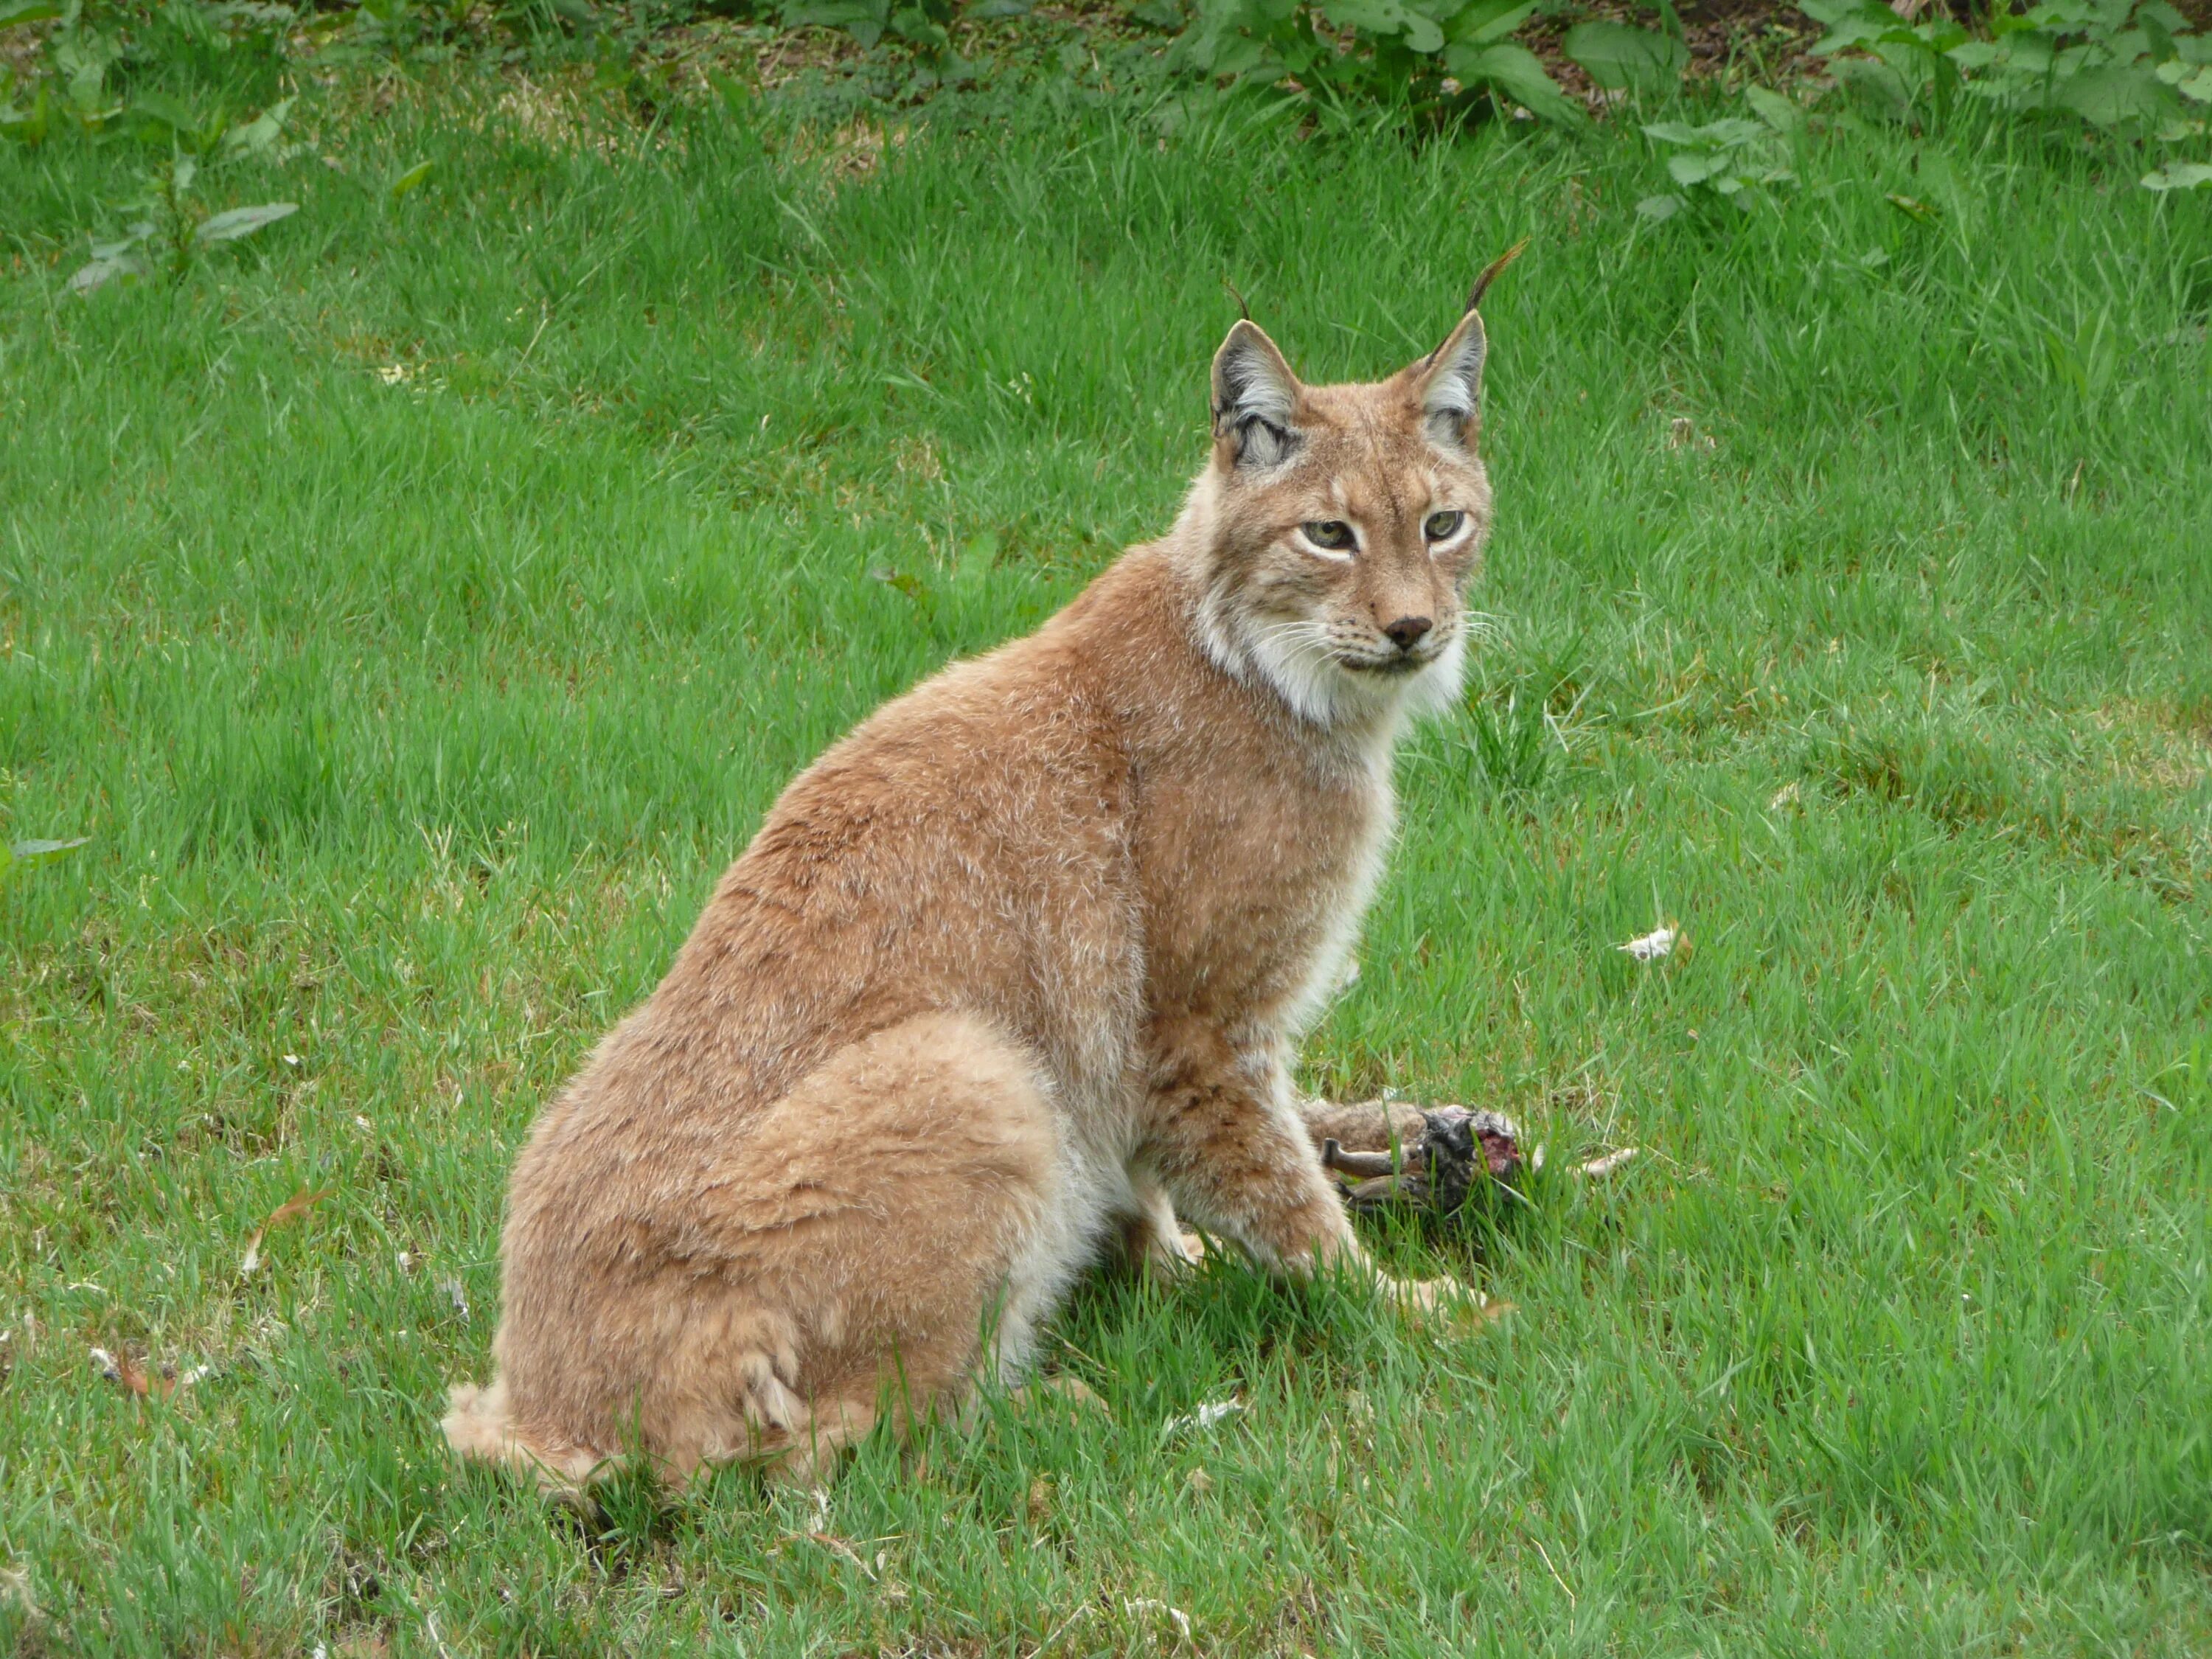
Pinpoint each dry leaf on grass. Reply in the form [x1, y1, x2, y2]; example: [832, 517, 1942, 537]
[1534, 1144, 1644, 1179]
[1163, 1398, 1242, 1436]
[1124, 1599, 1194, 1644]
[0, 1562, 36, 1616]
[1666, 415, 1717, 453]
[786, 1529, 905, 1599]
[1576, 1147, 1641, 1179]
[803, 1531, 873, 1575]
[239, 1186, 335, 1277]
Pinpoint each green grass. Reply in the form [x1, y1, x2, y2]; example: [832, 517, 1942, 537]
[4, 61, 2211, 1656]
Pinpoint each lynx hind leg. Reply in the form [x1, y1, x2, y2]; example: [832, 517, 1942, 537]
[453, 1011, 1064, 1493]
[678, 1010, 1068, 1481]
[1116, 1172, 1203, 1279]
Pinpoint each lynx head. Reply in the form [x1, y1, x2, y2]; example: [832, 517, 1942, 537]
[1187, 297, 1495, 730]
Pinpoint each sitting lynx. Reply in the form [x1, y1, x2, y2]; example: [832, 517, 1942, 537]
[445, 279, 1503, 1491]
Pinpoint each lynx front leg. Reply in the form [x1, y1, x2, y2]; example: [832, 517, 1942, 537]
[1140, 1021, 1494, 1327]
[1140, 1017, 1363, 1276]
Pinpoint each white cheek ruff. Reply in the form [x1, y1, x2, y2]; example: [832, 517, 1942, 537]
[1401, 626, 1470, 720]
[1245, 618, 1354, 727]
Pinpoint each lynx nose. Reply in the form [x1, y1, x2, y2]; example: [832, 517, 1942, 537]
[1383, 615, 1433, 652]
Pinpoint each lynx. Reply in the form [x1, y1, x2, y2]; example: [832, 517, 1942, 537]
[445, 275, 1506, 1491]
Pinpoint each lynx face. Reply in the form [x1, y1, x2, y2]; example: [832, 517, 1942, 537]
[1193, 311, 1493, 729]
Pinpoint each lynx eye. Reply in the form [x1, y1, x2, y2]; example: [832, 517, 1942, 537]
[1424, 510, 1465, 541]
[1301, 520, 1356, 553]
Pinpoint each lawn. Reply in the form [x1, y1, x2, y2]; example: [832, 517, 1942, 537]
[3, 38, 2211, 1656]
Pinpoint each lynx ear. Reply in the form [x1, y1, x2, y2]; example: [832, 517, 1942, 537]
[1416, 308, 1486, 452]
[1211, 320, 1302, 467]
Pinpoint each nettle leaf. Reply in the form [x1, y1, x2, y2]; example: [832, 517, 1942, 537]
[1, 80, 51, 146]
[1441, 0, 1535, 45]
[1745, 83, 1806, 134]
[1797, 0, 1891, 27]
[223, 95, 294, 159]
[2141, 159, 2212, 188]
[10, 836, 86, 859]
[1402, 10, 1445, 52]
[1324, 0, 1395, 29]
[1829, 54, 1915, 119]
[1666, 150, 1731, 185]
[2053, 63, 2180, 123]
[69, 251, 149, 294]
[126, 89, 216, 150]
[2157, 59, 2212, 100]
[1697, 116, 1770, 145]
[1326, 0, 1436, 48]
[889, 7, 950, 48]
[1641, 116, 1767, 149]
[0, 0, 62, 24]
[1445, 40, 1582, 121]
[1901, 17, 1969, 53]
[1810, 13, 1892, 52]
[88, 223, 155, 261]
[195, 202, 299, 243]
[785, 0, 891, 46]
[1635, 191, 1686, 220]
[1562, 20, 1688, 94]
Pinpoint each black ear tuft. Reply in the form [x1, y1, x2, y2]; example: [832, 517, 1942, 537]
[1462, 238, 1528, 319]
[1210, 319, 1302, 467]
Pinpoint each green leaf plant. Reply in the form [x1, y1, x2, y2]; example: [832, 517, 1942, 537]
[1170, 0, 1582, 125]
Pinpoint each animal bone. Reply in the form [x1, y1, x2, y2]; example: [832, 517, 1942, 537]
[1301, 1099, 1523, 1213]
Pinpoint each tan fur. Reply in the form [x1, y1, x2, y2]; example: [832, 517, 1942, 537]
[445, 298, 1498, 1490]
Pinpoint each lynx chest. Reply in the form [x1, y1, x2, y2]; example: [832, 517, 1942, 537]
[1132, 732, 1394, 1035]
